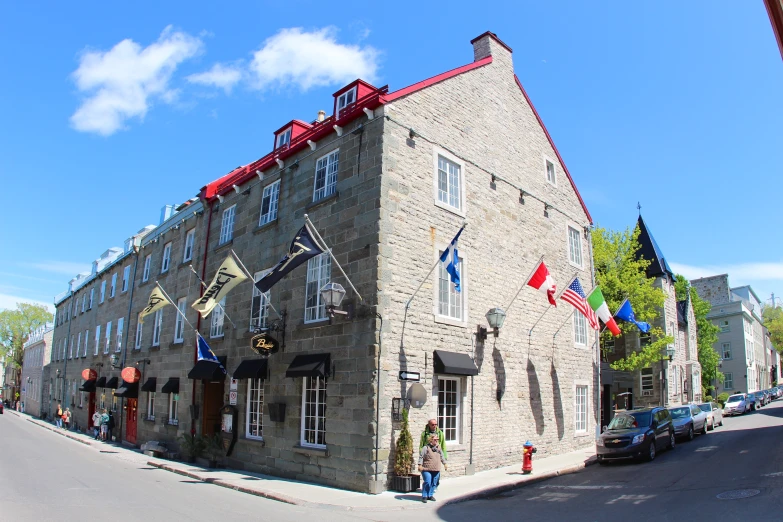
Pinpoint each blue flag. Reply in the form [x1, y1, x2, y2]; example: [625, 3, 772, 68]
[439, 227, 464, 292]
[197, 333, 227, 374]
[614, 299, 651, 333]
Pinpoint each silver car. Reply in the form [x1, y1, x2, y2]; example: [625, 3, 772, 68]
[724, 393, 749, 416]
[697, 402, 723, 430]
[670, 404, 709, 440]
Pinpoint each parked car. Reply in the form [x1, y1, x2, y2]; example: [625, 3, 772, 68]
[724, 393, 749, 416]
[761, 390, 771, 405]
[697, 401, 723, 430]
[747, 392, 761, 410]
[596, 407, 675, 463]
[670, 404, 709, 440]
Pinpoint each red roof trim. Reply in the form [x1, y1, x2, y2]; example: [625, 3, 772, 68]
[764, 0, 783, 61]
[332, 79, 377, 97]
[470, 31, 513, 54]
[514, 75, 592, 224]
[383, 56, 493, 102]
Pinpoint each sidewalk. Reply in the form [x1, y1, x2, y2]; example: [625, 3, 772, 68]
[9, 409, 596, 512]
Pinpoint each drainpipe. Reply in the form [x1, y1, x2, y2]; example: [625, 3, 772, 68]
[192, 202, 214, 437]
[116, 246, 140, 445]
[373, 312, 382, 486]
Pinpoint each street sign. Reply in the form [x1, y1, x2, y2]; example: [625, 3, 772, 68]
[398, 371, 421, 382]
[230, 379, 238, 391]
[229, 391, 237, 405]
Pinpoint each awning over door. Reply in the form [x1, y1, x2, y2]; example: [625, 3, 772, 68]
[79, 380, 96, 392]
[433, 350, 478, 376]
[285, 353, 330, 379]
[114, 380, 139, 398]
[161, 378, 180, 394]
[105, 377, 119, 389]
[188, 357, 227, 381]
[95, 376, 107, 388]
[232, 359, 268, 380]
[140, 378, 157, 392]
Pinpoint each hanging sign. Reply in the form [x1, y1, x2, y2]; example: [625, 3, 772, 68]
[250, 333, 280, 356]
[121, 367, 141, 383]
[82, 368, 98, 381]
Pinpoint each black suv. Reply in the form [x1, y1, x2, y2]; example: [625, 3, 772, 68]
[596, 407, 675, 463]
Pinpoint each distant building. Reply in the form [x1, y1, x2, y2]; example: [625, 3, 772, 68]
[21, 324, 53, 417]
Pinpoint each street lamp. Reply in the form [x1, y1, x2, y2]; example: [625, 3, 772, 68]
[485, 308, 507, 338]
[320, 282, 348, 318]
[665, 347, 675, 362]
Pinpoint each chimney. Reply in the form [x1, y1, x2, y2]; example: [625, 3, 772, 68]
[159, 204, 176, 225]
[470, 31, 513, 64]
[317, 110, 326, 122]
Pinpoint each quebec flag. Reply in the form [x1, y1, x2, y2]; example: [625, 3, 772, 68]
[439, 226, 464, 292]
[197, 333, 227, 374]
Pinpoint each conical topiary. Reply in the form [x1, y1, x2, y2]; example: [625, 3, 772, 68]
[394, 407, 414, 476]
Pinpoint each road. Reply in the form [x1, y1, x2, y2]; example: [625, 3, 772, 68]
[435, 400, 783, 522]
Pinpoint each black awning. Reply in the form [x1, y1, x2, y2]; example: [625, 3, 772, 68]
[161, 378, 180, 394]
[79, 380, 96, 392]
[434, 350, 478, 376]
[95, 376, 107, 388]
[105, 377, 119, 389]
[285, 353, 330, 379]
[140, 378, 157, 392]
[233, 359, 268, 380]
[188, 360, 226, 381]
[114, 380, 139, 398]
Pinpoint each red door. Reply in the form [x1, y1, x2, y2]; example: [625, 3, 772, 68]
[126, 398, 138, 444]
[88, 393, 96, 429]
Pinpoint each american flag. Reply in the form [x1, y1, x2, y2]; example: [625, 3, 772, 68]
[560, 277, 599, 329]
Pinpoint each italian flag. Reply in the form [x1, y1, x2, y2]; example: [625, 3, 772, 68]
[586, 286, 621, 336]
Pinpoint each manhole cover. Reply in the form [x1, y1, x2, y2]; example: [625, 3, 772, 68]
[716, 489, 760, 500]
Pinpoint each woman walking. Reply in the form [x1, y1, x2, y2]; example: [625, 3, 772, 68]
[418, 434, 447, 503]
[55, 403, 63, 428]
[63, 408, 71, 431]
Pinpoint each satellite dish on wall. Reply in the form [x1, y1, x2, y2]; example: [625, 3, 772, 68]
[407, 383, 427, 408]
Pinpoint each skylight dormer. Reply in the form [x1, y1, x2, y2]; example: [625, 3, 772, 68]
[275, 126, 292, 149]
[333, 80, 380, 120]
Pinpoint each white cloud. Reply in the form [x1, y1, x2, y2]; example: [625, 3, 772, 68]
[28, 261, 91, 276]
[249, 27, 379, 91]
[187, 63, 243, 93]
[70, 26, 203, 136]
[0, 293, 53, 313]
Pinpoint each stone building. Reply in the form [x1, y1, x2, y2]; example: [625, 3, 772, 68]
[21, 324, 53, 417]
[692, 275, 768, 393]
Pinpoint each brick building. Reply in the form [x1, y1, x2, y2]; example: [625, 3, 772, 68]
[21, 324, 53, 417]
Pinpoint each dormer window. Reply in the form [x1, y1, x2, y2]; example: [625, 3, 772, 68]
[276, 127, 291, 149]
[336, 87, 356, 117]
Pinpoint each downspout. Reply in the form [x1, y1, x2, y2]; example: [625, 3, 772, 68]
[469, 332, 475, 468]
[117, 246, 140, 445]
[192, 202, 214, 437]
[373, 312, 382, 486]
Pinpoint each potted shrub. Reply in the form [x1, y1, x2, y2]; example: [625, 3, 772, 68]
[203, 434, 225, 468]
[391, 407, 419, 492]
[177, 434, 205, 463]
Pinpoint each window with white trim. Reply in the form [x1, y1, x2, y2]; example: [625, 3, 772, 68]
[142, 255, 151, 282]
[183, 229, 195, 262]
[437, 377, 460, 443]
[259, 180, 280, 226]
[76, 332, 81, 359]
[300, 376, 326, 448]
[82, 294, 86, 313]
[246, 378, 264, 439]
[573, 311, 588, 346]
[437, 155, 462, 211]
[437, 254, 463, 321]
[641, 367, 654, 393]
[719, 320, 729, 333]
[168, 392, 178, 424]
[146, 392, 155, 420]
[89, 288, 94, 309]
[210, 298, 226, 338]
[313, 150, 339, 201]
[722, 343, 732, 360]
[250, 270, 271, 331]
[603, 338, 615, 354]
[545, 158, 557, 185]
[83, 329, 89, 357]
[305, 254, 331, 323]
[336, 86, 356, 117]
[161, 243, 172, 273]
[122, 265, 130, 292]
[174, 298, 186, 343]
[276, 127, 291, 149]
[94, 325, 101, 356]
[110, 273, 117, 298]
[79, 391, 84, 408]
[135, 314, 143, 350]
[723, 372, 733, 390]
[575, 385, 588, 432]
[69, 335, 74, 359]
[115, 317, 123, 352]
[100, 281, 106, 303]
[568, 226, 583, 267]
[219, 205, 236, 245]
[152, 310, 162, 347]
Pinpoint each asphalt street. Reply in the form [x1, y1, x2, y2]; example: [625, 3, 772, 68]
[434, 400, 783, 522]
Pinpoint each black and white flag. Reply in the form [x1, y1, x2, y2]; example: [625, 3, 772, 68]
[254, 223, 325, 293]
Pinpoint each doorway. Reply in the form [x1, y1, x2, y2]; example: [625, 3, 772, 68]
[202, 381, 224, 437]
[88, 392, 96, 429]
[126, 398, 138, 444]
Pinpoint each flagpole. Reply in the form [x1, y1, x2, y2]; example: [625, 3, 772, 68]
[186, 265, 236, 328]
[405, 223, 468, 311]
[228, 251, 282, 320]
[155, 281, 198, 333]
[505, 254, 544, 313]
[528, 271, 579, 339]
[304, 214, 363, 302]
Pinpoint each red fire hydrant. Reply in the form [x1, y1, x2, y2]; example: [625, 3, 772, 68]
[522, 441, 537, 474]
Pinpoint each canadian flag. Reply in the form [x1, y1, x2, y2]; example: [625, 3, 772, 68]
[527, 261, 557, 306]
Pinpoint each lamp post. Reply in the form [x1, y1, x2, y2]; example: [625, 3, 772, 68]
[661, 346, 675, 406]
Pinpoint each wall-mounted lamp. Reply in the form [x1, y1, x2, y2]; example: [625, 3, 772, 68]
[485, 307, 507, 337]
[320, 282, 350, 319]
[544, 203, 552, 218]
[408, 128, 416, 140]
[135, 358, 151, 366]
[665, 346, 675, 362]
[109, 354, 121, 369]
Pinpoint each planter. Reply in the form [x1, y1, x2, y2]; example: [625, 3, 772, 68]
[391, 474, 420, 493]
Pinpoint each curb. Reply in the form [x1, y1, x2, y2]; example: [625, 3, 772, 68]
[25, 417, 93, 446]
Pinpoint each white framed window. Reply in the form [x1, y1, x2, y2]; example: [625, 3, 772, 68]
[83, 329, 89, 357]
[313, 150, 339, 201]
[183, 229, 195, 262]
[640, 332, 652, 347]
[219, 205, 236, 245]
[146, 392, 155, 421]
[305, 254, 331, 323]
[719, 320, 730, 333]
[724, 372, 733, 390]
[142, 255, 151, 282]
[69, 335, 74, 359]
[603, 338, 615, 354]
[573, 311, 588, 346]
[76, 332, 81, 359]
[168, 393, 178, 424]
[336, 86, 356, 117]
[276, 127, 291, 148]
[575, 385, 588, 433]
[545, 157, 557, 186]
[641, 367, 654, 392]
[105, 321, 112, 354]
[722, 343, 732, 360]
[567, 226, 583, 268]
[152, 310, 162, 347]
[89, 288, 94, 309]
[437, 253, 464, 322]
[210, 298, 226, 338]
[112, 394, 118, 412]
[250, 270, 271, 331]
[174, 297, 186, 342]
[435, 153, 463, 213]
[115, 317, 123, 352]
[122, 265, 130, 292]
[246, 378, 264, 440]
[110, 273, 117, 298]
[161, 243, 172, 273]
[79, 391, 84, 408]
[82, 294, 87, 313]
[300, 376, 326, 448]
[94, 325, 101, 356]
[135, 314, 143, 350]
[259, 180, 280, 226]
[100, 281, 106, 303]
[437, 377, 460, 444]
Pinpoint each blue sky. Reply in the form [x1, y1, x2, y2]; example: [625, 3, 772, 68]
[1, 1, 782, 313]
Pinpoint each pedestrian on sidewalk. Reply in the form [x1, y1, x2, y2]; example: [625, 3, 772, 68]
[63, 408, 71, 431]
[100, 409, 109, 441]
[55, 404, 63, 428]
[418, 434, 447, 503]
[92, 410, 102, 439]
[107, 410, 115, 442]
[419, 418, 447, 497]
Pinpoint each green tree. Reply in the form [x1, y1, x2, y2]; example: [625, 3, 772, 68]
[592, 226, 673, 371]
[763, 306, 783, 353]
[676, 275, 722, 396]
[0, 303, 53, 386]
